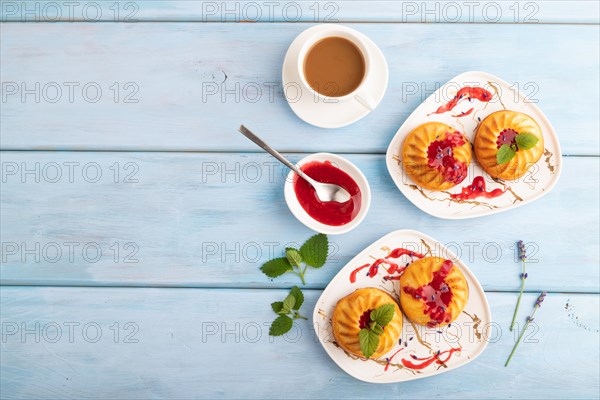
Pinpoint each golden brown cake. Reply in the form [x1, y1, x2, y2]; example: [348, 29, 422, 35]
[474, 110, 544, 180]
[332, 288, 403, 359]
[401, 122, 472, 191]
[399, 257, 468, 327]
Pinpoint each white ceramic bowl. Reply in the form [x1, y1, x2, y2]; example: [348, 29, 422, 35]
[284, 153, 371, 235]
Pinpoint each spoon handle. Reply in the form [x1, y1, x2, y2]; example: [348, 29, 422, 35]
[238, 125, 314, 183]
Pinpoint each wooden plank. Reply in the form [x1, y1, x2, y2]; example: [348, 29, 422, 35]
[1, 23, 598, 155]
[1, 0, 599, 23]
[1, 152, 598, 292]
[1, 287, 598, 399]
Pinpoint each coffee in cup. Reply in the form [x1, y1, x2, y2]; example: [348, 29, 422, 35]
[303, 36, 366, 98]
[296, 27, 376, 110]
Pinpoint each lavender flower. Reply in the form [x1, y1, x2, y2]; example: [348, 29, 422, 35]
[517, 240, 527, 261]
[510, 240, 529, 331]
[535, 291, 547, 307]
[505, 292, 547, 367]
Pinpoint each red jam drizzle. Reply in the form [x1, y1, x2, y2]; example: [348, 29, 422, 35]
[496, 128, 519, 149]
[428, 87, 493, 116]
[403, 259, 454, 327]
[452, 107, 474, 118]
[426, 131, 468, 184]
[358, 309, 374, 329]
[401, 348, 462, 370]
[384, 347, 405, 372]
[349, 248, 425, 283]
[450, 176, 506, 201]
[293, 160, 362, 226]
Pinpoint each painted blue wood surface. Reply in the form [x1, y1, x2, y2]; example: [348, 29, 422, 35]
[1, 23, 598, 154]
[1, 0, 599, 23]
[1, 152, 598, 292]
[1, 1, 599, 399]
[1, 287, 598, 399]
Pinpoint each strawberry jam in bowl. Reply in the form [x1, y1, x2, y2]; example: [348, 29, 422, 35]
[284, 153, 371, 235]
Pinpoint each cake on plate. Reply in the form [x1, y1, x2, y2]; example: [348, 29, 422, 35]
[401, 122, 472, 191]
[399, 257, 468, 327]
[474, 110, 544, 180]
[332, 288, 403, 359]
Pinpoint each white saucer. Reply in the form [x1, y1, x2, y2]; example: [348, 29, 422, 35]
[281, 25, 389, 129]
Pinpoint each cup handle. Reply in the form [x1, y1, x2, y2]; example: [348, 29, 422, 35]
[354, 92, 376, 111]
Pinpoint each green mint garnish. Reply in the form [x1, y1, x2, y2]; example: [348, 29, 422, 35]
[496, 144, 517, 164]
[359, 328, 380, 359]
[271, 301, 284, 313]
[262, 235, 327, 337]
[269, 286, 307, 336]
[285, 248, 302, 268]
[289, 286, 304, 310]
[515, 132, 539, 150]
[359, 303, 395, 358]
[260, 234, 329, 285]
[497, 132, 539, 165]
[260, 257, 293, 278]
[269, 315, 293, 336]
[370, 303, 395, 327]
[300, 233, 328, 269]
[282, 293, 296, 313]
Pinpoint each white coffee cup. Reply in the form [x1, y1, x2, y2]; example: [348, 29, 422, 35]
[296, 26, 376, 111]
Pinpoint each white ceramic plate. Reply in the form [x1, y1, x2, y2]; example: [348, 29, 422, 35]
[284, 153, 371, 235]
[313, 230, 491, 383]
[282, 24, 388, 128]
[386, 71, 562, 219]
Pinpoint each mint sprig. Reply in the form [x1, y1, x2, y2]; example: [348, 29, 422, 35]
[260, 234, 329, 285]
[496, 144, 516, 164]
[269, 286, 307, 336]
[359, 303, 395, 358]
[260, 257, 293, 278]
[515, 132, 539, 150]
[496, 132, 540, 165]
[300, 234, 328, 268]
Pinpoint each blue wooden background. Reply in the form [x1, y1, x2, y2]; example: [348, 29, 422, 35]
[1, 1, 599, 398]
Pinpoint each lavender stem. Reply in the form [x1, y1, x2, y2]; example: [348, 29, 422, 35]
[510, 259, 527, 331]
[505, 292, 546, 367]
[505, 306, 538, 367]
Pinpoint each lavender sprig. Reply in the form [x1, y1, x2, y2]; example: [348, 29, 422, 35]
[505, 291, 546, 367]
[509, 240, 528, 331]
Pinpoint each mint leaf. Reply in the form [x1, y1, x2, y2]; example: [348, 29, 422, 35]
[371, 304, 395, 327]
[496, 144, 516, 165]
[260, 257, 293, 278]
[282, 293, 296, 312]
[285, 248, 302, 268]
[289, 286, 304, 310]
[359, 328, 380, 358]
[271, 301, 284, 313]
[269, 315, 293, 336]
[516, 132, 539, 150]
[371, 324, 384, 335]
[299, 234, 328, 268]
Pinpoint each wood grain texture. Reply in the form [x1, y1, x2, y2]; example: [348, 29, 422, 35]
[1, 23, 598, 154]
[1, 0, 599, 23]
[1, 4, 599, 398]
[1, 287, 598, 399]
[2, 152, 598, 292]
